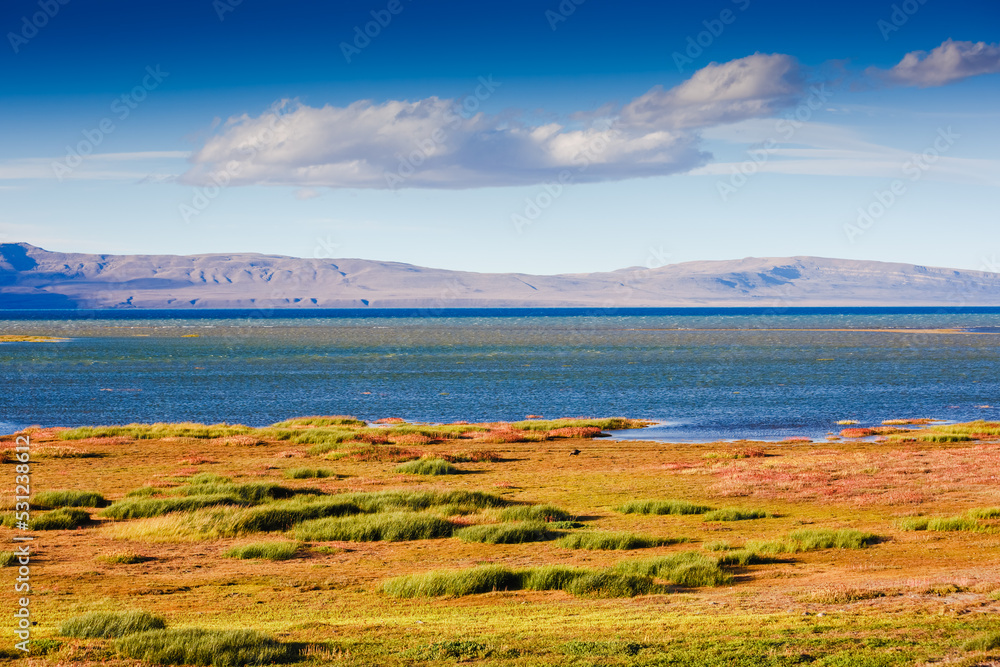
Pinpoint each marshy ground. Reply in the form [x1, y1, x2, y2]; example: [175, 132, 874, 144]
[2, 417, 1000, 666]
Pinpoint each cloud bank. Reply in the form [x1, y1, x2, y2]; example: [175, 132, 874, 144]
[181, 54, 803, 190]
[180, 40, 1000, 191]
[868, 39, 1000, 88]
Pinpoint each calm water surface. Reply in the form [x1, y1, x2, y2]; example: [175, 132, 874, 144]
[2, 311, 998, 441]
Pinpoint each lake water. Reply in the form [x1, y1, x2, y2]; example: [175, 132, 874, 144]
[2, 310, 999, 441]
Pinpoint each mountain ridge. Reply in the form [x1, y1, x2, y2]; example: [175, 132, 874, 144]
[1, 243, 998, 309]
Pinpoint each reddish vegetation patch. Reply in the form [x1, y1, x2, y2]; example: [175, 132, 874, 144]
[710, 443, 1000, 505]
[476, 428, 542, 444]
[781, 437, 813, 443]
[354, 432, 391, 445]
[547, 426, 603, 439]
[217, 435, 265, 446]
[840, 426, 910, 438]
[177, 455, 217, 465]
[390, 433, 434, 446]
[374, 417, 406, 424]
[74, 436, 132, 446]
[341, 446, 422, 463]
[525, 414, 544, 419]
[735, 447, 766, 459]
[441, 450, 503, 463]
[274, 450, 304, 458]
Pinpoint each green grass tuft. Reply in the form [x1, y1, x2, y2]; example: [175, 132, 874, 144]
[521, 565, 591, 591]
[899, 516, 983, 532]
[13, 507, 91, 530]
[745, 528, 878, 553]
[33, 490, 108, 508]
[556, 531, 686, 550]
[563, 572, 659, 598]
[96, 550, 147, 564]
[294, 512, 454, 542]
[614, 551, 733, 587]
[115, 628, 296, 666]
[382, 564, 522, 598]
[454, 521, 550, 544]
[0, 552, 17, 567]
[964, 632, 1000, 652]
[60, 610, 166, 639]
[223, 542, 301, 561]
[497, 504, 572, 522]
[283, 467, 334, 479]
[395, 458, 460, 475]
[616, 499, 712, 515]
[272, 415, 366, 427]
[101, 495, 250, 519]
[702, 508, 768, 522]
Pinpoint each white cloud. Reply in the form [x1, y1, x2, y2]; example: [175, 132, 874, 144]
[620, 53, 802, 130]
[181, 54, 806, 190]
[868, 39, 1000, 88]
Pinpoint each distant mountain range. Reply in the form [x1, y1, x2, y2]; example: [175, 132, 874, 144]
[1, 243, 998, 309]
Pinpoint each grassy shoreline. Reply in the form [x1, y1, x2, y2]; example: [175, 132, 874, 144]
[2, 415, 1000, 665]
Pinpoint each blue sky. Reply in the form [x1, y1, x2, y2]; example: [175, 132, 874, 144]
[1, 0, 998, 274]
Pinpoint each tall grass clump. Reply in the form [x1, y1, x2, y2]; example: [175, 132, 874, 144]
[382, 565, 522, 598]
[556, 531, 686, 550]
[223, 542, 301, 561]
[59, 422, 257, 441]
[616, 499, 712, 516]
[101, 495, 249, 520]
[294, 512, 454, 542]
[964, 632, 1000, 652]
[899, 516, 983, 532]
[454, 521, 550, 544]
[395, 458, 459, 476]
[614, 551, 733, 587]
[702, 508, 768, 522]
[227, 496, 365, 533]
[521, 565, 591, 591]
[170, 481, 300, 503]
[115, 628, 296, 666]
[33, 490, 108, 508]
[497, 504, 572, 522]
[512, 417, 648, 432]
[60, 610, 166, 638]
[272, 415, 366, 427]
[745, 528, 877, 553]
[283, 467, 334, 479]
[19, 507, 91, 530]
[0, 552, 17, 567]
[564, 572, 659, 598]
[967, 507, 1000, 519]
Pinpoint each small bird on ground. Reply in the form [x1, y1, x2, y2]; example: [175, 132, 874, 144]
[569, 449, 580, 456]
